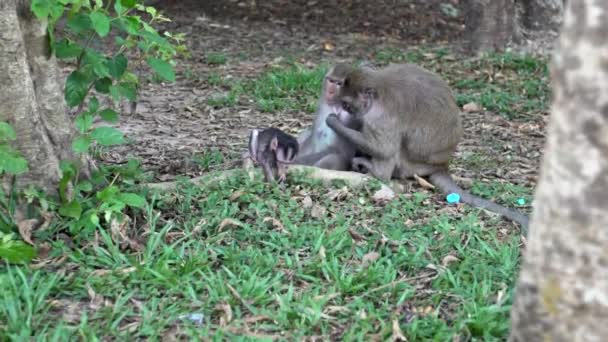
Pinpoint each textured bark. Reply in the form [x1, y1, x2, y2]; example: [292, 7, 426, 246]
[521, 0, 564, 31]
[0, 0, 82, 194]
[463, 0, 516, 54]
[509, 1, 608, 340]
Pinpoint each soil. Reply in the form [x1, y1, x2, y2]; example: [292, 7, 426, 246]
[75, 0, 551, 192]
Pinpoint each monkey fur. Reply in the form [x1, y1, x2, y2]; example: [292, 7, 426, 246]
[293, 62, 374, 170]
[249, 127, 299, 183]
[325, 63, 530, 233]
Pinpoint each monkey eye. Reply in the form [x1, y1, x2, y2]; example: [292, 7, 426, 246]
[341, 101, 353, 113]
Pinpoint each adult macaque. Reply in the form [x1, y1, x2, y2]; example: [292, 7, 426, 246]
[325, 63, 530, 230]
[248, 127, 299, 183]
[293, 62, 374, 170]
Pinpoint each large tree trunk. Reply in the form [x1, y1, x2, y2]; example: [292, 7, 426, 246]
[463, 0, 517, 54]
[509, 0, 608, 340]
[520, 0, 564, 31]
[0, 0, 81, 194]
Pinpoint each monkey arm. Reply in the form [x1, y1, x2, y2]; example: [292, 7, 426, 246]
[326, 114, 393, 159]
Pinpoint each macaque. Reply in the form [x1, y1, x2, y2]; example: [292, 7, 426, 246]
[325, 63, 530, 231]
[248, 127, 299, 183]
[293, 62, 375, 170]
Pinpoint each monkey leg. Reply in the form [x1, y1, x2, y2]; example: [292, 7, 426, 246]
[260, 161, 276, 182]
[314, 153, 351, 171]
[395, 155, 447, 180]
[352, 156, 397, 181]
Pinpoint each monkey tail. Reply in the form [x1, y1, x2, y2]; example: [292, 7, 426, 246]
[428, 171, 529, 236]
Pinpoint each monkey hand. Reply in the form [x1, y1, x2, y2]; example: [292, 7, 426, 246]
[326, 113, 340, 128]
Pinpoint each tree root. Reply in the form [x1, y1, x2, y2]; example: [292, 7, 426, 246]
[144, 153, 406, 193]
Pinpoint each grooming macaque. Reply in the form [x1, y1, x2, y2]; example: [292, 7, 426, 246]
[248, 127, 299, 183]
[325, 63, 530, 230]
[293, 62, 375, 170]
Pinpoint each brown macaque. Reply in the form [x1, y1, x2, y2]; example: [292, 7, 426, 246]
[293, 62, 374, 170]
[248, 127, 299, 183]
[325, 63, 530, 232]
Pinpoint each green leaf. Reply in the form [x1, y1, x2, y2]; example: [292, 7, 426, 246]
[83, 50, 110, 78]
[94, 77, 112, 94]
[118, 82, 137, 101]
[106, 54, 128, 79]
[67, 13, 93, 34]
[99, 109, 119, 123]
[74, 113, 94, 133]
[53, 39, 82, 59]
[89, 11, 111, 37]
[77, 181, 93, 192]
[147, 58, 175, 82]
[59, 200, 82, 219]
[65, 71, 90, 107]
[89, 97, 100, 113]
[118, 193, 146, 208]
[120, 0, 137, 8]
[0, 122, 17, 141]
[72, 135, 91, 153]
[0, 148, 28, 175]
[91, 127, 124, 146]
[90, 213, 100, 226]
[30, 0, 50, 19]
[0, 240, 36, 264]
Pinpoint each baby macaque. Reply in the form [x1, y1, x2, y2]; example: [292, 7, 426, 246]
[248, 127, 299, 183]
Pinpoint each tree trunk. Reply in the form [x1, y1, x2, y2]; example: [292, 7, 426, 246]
[509, 1, 608, 340]
[520, 0, 564, 31]
[463, 0, 517, 54]
[0, 0, 82, 194]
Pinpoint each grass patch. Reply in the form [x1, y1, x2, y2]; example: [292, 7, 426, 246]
[206, 52, 228, 65]
[1, 171, 525, 340]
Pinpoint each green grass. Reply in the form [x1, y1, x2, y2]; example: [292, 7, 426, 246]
[0, 170, 527, 340]
[203, 50, 549, 120]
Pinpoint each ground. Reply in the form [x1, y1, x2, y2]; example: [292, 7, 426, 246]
[1, 1, 555, 339]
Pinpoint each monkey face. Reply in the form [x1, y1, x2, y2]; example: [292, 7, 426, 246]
[324, 76, 344, 101]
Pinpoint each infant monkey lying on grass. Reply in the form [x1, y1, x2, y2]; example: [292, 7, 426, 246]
[247, 127, 299, 183]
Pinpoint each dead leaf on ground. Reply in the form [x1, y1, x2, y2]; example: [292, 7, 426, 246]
[215, 302, 233, 327]
[392, 319, 408, 341]
[302, 195, 313, 208]
[462, 102, 481, 112]
[310, 204, 326, 218]
[323, 41, 335, 51]
[218, 218, 245, 231]
[348, 228, 367, 243]
[413, 174, 435, 190]
[372, 184, 395, 203]
[263, 217, 289, 234]
[319, 246, 326, 259]
[17, 218, 38, 245]
[230, 190, 246, 201]
[327, 186, 350, 201]
[362, 251, 380, 268]
[441, 254, 459, 267]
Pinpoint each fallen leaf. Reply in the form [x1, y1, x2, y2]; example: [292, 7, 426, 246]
[327, 187, 350, 201]
[215, 302, 233, 327]
[302, 196, 313, 208]
[263, 217, 289, 234]
[463, 102, 481, 112]
[372, 185, 395, 203]
[348, 228, 367, 243]
[362, 252, 380, 267]
[17, 218, 38, 245]
[218, 218, 245, 232]
[392, 319, 408, 341]
[441, 254, 459, 267]
[230, 190, 246, 201]
[319, 246, 326, 259]
[413, 174, 435, 189]
[310, 204, 326, 218]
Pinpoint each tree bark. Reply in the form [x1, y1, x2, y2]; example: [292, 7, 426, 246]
[520, 0, 564, 31]
[463, 0, 517, 54]
[509, 1, 608, 340]
[0, 0, 82, 194]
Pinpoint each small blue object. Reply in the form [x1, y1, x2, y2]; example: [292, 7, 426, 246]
[446, 193, 460, 204]
[517, 198, 526, 205]
[179, 313, 204, 325]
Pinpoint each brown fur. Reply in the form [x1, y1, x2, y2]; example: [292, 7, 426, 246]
[294, 63, 371, 170]
[326, 63, 529, 233]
